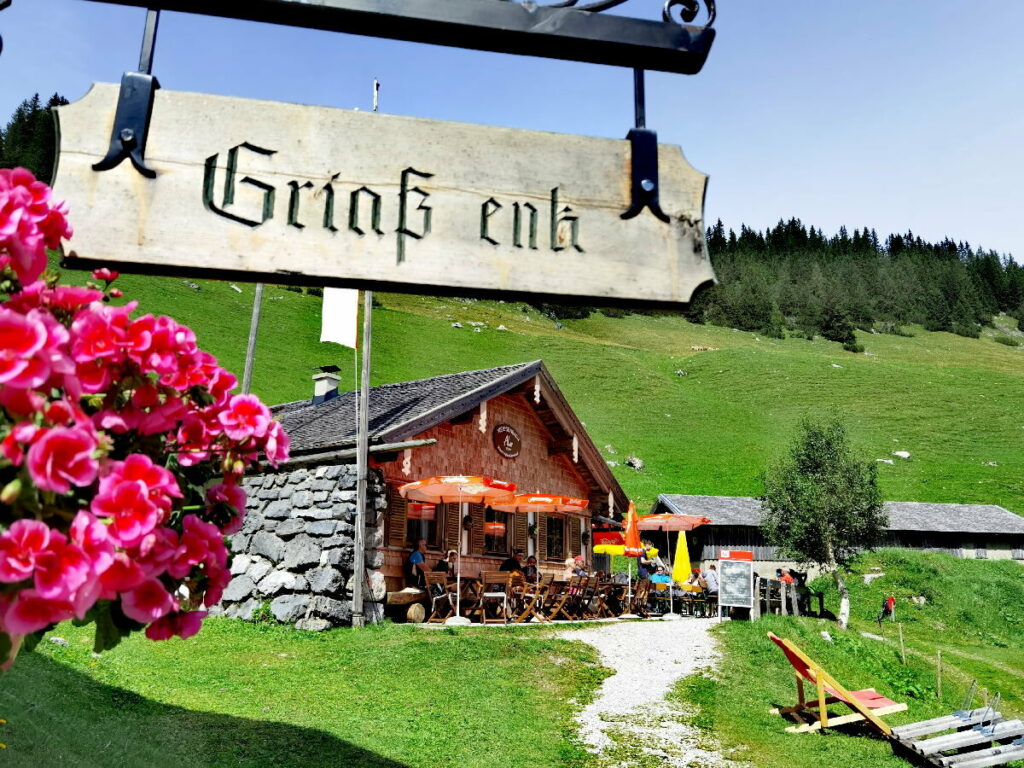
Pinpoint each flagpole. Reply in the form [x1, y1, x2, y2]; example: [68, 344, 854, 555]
[241, 282, 264, 394]
[351, 80, 379, 628]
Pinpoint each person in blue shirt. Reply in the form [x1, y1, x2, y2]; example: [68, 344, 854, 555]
[407, 537, 429, 587]
[650, 566, 672, 584]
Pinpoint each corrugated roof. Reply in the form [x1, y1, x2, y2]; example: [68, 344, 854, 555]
[654, 495, 1024, 536]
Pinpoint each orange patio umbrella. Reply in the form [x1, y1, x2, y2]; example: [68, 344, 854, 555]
[622, 502, 644, 556]
[398, 475, 517, 625]
[490, 494, 589, 581]
[490, 494, 589, 514]
[399, 475, 516, 504]
[619, 502, 646, 617]
[636, 513, 711, 532]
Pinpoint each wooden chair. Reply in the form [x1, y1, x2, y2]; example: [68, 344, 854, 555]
[630, 579, 652, 618]
[546, 578, 576, 621]
[767, 633, 908, 734]
[423, 572, 455, 624]
[480, 571, 514, 624]
[513, 575, 551, 623]
[591, 581, 615, 618]
[568, 576, 591, 619]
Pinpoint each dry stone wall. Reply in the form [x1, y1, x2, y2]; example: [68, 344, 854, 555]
[215, 463, 387, 629]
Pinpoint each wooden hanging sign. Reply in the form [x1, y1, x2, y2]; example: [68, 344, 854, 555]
[55, 84, 715, 305]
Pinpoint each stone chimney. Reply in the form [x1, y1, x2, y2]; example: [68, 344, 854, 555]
[312, 366, 341, 404]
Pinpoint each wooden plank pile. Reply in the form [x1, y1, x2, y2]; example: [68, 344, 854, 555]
[891, 706, 1024, 768]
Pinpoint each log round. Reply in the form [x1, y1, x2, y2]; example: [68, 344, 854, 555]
[406, 603, 426, 623]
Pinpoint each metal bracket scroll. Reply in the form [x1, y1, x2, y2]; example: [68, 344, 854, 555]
[0, 0, 11, 60]
[91, 71, 160, 178]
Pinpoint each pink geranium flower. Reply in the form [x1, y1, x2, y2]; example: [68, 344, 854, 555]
[0, 519, 51, 582]
[0, 307, 49, 389]
[70, 511, 115, 577]
[218, 394, 272, 441]
[26, 425, 99, 494]
[145, 609, 206, 641]
[91, 480, 160, 548]
[2, 589, 74, 635]
[98, 552, 146, 596]
[120, 578, 176, 624]
[34, 535, 91, 601]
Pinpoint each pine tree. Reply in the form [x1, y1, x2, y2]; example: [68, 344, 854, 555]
[0, 92, 69, 183]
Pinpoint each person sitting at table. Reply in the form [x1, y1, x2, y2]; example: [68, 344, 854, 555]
[776, 567, 794, 585]
[500, 549, 525, 573]
[522, 555, 539, 582]
[407, 538, 429, 588]
[704, 563, 719, 595]
[651, 566, 672, 584]
[561, 557, 576, 581]
[572, 555, 588, 578]
[433, 549, 457, 574]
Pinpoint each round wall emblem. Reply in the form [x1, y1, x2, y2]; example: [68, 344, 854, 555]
[492, 423, 522, 459]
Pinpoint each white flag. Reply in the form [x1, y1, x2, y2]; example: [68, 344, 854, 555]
[320, 288, 359, 349]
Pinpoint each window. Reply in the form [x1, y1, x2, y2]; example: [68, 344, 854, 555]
[546, 516, 565, 560]
[406, 502, 443, 550]
[484, 507, 509, 555]
[976, 545, 988, 560]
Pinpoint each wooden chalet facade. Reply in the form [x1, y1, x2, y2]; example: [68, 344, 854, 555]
[274, 361, 628, 596]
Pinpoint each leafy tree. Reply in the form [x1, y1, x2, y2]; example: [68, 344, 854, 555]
[0, 92, 68, 182]
[760, 416, 887, 629]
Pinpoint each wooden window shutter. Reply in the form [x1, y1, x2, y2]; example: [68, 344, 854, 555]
[386, 485, 407, 547]
[512, 512, 528, 553]
[470, 503, 485, 554]
[570, 518, 581, 558]
[443, 503, 460, 553]
[537, 514, 547, 562]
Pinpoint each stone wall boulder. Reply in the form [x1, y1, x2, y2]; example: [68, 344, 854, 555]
[221, 464, 385, 630]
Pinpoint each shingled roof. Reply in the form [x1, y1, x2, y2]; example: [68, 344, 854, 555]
[653, 495, 1024, 536]
[273, 361, 629, 515]
[274, 362, 537, 454]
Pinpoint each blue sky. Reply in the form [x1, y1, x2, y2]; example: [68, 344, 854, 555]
[1, 0, 1021, 256]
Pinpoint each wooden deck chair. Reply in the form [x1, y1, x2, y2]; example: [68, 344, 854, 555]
[424, 572, 455, 624]
[767, 633, 907, 735]
[480, 571, 514, 624]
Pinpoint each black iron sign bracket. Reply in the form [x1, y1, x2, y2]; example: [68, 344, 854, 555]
[76, 0, 716, 75]
[43, 0, 716, 224]
[92, 9, 160, 178]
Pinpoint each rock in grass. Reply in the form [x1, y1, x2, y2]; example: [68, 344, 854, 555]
[271, 594, 309, 623]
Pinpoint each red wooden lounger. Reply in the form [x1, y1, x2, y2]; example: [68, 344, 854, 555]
[767, 632, 908, 734]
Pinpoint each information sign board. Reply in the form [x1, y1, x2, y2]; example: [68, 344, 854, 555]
[718, 549, 753, 609]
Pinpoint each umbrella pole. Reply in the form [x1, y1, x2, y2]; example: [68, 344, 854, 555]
[669, 531, 675, 616]
[445, 495, 472, 626]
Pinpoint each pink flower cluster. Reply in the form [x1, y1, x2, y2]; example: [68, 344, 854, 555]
[0, 168, 72, 286]
[0, 169, 289, 664]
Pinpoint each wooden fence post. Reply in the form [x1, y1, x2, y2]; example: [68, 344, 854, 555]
[789, 584, 801, 617]
[780, 581, 788, 615]
[898, 623, 907, 665]
[751, 577, 761, 621]
[937, 650, 942, 699]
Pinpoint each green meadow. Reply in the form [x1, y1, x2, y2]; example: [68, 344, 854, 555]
[79, 266, 1024, 513]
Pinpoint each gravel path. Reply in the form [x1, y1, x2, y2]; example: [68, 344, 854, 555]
[561, 618, 735, 767]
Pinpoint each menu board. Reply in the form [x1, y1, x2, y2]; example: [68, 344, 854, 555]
[718, 560, 753, 609]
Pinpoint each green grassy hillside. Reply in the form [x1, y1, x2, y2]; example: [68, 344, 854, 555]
[676, 550, 1024, 768]
[69, 265, 1024, 513]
